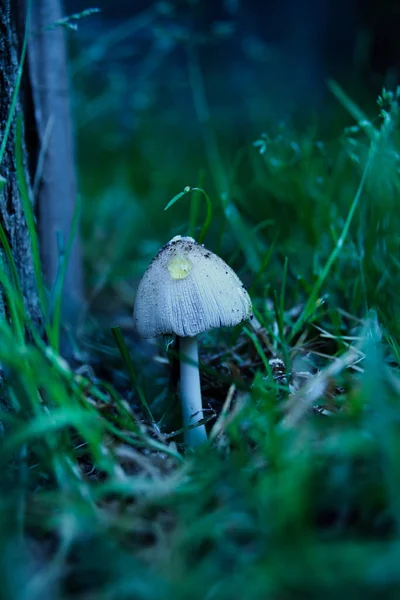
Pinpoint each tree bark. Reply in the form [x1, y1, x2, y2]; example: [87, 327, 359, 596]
[0, 0, 40, 321]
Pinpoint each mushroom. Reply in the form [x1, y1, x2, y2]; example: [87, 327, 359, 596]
[133, 235, 252, 447]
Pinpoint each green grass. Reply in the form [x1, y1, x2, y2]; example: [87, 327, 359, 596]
[3, 12, 400, 594]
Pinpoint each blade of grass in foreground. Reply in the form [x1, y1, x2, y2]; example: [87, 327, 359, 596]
[0, 408, 100, 465]
[0, 0, 33, 336]
[0, 219, 24, 307]
[111, 325, 156, 427]
[0, 0, 31, 166]
[15, 114, 48, 322]
[289, 141, 375, 341]
[0, 261, 25, 344]
[47, 197, 81, 351]
[243, 325, 276, 384]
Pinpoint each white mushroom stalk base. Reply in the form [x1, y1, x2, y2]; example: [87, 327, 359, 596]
[179, 336, 207, 447]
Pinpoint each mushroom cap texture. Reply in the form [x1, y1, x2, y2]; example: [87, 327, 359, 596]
[134, 236, 252, 338]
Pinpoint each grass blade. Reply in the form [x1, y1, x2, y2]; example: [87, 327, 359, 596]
[0, 0, 31, 166]
[164, 186, 212, 243]
[47, 198, 81, 351]
[189, 170, 206, 238]
[327, 79, 376, 139]
[290, 142, 375, 340]
[0, 218, 24, 305]
[111, 325, 155, 426]
[15, 114, 48, 321]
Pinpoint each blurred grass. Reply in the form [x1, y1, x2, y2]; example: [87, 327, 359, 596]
[2, 6, 400, 597]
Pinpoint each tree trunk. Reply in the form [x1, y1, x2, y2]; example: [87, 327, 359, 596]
[23, 0, 84, 323]
[0, 0, 40, 321]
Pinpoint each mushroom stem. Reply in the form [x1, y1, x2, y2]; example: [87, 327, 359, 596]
[179, 336, 207, 447]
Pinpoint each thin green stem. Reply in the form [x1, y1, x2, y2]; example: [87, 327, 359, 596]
[0, 0, 31, 166]
[111, 326, 155, 426]
[290, 147, 374, 340]
[164, 186, 212, 243]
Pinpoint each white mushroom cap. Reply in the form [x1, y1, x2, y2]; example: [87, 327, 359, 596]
[134, 235, 252, 338]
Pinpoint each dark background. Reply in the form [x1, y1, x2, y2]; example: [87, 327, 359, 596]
[65, 0, 400, 108]
[62, 0, 400, 312]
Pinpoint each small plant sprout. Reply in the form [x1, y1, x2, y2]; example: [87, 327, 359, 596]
[133, 235, 252, 447]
